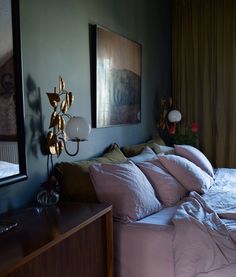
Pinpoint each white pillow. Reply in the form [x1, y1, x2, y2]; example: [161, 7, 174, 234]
[89, 162, 162, 222]
[156, 144, 175, 154]
[128, 146, 157, 163]
[138, 160, 187, 206]
[158, 154, 214, 193]
[174, 144, 214, 177]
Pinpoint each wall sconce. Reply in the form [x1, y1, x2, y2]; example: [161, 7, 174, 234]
[46, 76, 91, 157]
[157, 96, 173, 131]
[168, 110, 182, 123]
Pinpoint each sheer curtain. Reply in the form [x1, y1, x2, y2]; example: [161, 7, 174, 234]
[172, 0, 236, 167]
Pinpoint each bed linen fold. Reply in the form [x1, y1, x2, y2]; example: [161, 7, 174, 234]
[202, 168, 236, 219]
[173, 191, 236, 277]
[196, 262, 236, 277]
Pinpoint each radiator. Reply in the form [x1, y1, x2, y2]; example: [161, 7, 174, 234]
[0, 141, 19, 164]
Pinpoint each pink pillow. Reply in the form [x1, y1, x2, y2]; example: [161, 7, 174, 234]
[128, 146, 157, 163]
[158, 155, 214, 193]
[89, 162, 162, 222]
[174, 145, 214, 177]
[138, 160, 187, 206]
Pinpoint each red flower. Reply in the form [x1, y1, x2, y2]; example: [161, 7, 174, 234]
[168, 124, 176, 135]
[191, 122, 199, 133]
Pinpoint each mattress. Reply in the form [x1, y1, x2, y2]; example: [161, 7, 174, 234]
[114, 206, 177, 277]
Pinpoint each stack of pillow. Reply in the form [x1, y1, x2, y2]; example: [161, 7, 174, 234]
[55, 136, 166, 202]
[89, 143, 215, 223]
[55, 136, 215, 223]
[55, 143, 128, 202]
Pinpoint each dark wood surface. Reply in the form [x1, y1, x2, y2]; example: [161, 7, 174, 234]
[0, 202, 113, 277]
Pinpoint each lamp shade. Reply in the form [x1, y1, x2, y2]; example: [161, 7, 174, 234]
[65, 116, 91, 141]
[168, 110, 182, 123]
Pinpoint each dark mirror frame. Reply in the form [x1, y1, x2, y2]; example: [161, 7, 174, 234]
[0, 0, 27, 187]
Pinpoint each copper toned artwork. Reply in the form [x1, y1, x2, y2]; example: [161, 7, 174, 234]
[93, 26, 141, 128]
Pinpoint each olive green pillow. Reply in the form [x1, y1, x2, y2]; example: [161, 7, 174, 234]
[147, 134, 166, 146]
[122, 142, 161, 157]
[56, 144, 127, 202]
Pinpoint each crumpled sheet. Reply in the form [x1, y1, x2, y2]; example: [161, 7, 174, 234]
[202, 168, 236, 219]
[173, 191, 236, 277]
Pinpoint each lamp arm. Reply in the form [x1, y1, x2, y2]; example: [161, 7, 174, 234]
[59, 137, 80, 157]
[60, 113, 72, 120]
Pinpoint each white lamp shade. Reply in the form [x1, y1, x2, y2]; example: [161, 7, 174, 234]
[65, 116, 91, 141]
[168, 110, 182, 123]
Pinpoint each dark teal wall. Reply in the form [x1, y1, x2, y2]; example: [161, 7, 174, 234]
[0, 0, 171, 213]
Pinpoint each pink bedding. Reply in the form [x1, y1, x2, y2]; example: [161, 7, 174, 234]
[114, 168, 236, 277]
[114, 207, 176, 277]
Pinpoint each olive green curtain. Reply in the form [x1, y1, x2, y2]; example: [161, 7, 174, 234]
[172, 0, 236, 167]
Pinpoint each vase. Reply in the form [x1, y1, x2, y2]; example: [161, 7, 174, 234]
[37, 190, 59, 206]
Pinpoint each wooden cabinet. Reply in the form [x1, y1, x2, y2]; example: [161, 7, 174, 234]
[0, 202, 113, 277]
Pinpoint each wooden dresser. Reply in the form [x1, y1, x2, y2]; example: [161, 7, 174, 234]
[0, 202, 113, 277]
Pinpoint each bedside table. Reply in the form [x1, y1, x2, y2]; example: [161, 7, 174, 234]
[0, 202, 113, 277]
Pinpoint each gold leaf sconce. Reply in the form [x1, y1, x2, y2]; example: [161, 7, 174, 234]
[46, 76, 90, 157]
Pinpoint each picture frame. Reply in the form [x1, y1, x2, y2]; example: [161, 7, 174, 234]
[91, 25, 142, 128]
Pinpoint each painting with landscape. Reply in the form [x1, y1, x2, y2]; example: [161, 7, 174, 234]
[94, 26, 141, 128]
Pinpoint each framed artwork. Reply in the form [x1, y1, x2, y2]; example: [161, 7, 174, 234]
[91, 25, 142, 128]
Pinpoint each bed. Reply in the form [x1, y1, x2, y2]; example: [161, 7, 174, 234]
[114, 206, 176, 277]
[56, 142, 236, 277]
[0, 141, 19, 178]
[113, 168, 236, 277]
[0, 160, 19, 178]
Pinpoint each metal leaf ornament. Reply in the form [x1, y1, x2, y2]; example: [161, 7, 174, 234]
[157, 96, 173, 132]
[46, 76, 75, 156]
[46, 93, 60, 108]
[67, 92, 74, 107]
[60, 99, 68, 114]
[59, 76, 65, 91]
